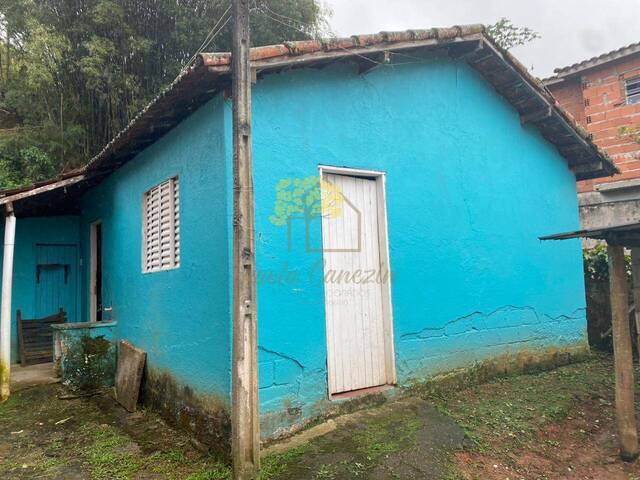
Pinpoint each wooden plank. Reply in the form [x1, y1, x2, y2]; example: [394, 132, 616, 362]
[24, 338, 53, 345]
[115, 340, 146, 412]
[26, 352, 53, 359]
[521, 106, 553, 125]
[17, 309, 66, 366]
[24, 339, 53, 346]
[608, 245, 640, 461]
[16, 310, 26, 365]
[0, 175, 87, 205]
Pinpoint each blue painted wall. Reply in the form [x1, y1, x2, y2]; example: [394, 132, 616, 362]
[1, 55, 588, 441]
[0, 216, 80, 362]
[237, 59, 587, 435]
[78, 95, 231, 402]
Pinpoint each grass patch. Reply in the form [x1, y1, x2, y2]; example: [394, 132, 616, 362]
[265, 406, 426, 479]
[353, 411, 422, 463]
[426, 355, 615, 454]
[81, 423, 144, 479]
[0, 385, 235, 480]
[260, 445, 309, 479]
[184, 463, 232, 480]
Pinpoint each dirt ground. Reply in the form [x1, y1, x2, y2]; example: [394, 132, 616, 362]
[438, 357, 640, 480]
[1, 355, 639, 479]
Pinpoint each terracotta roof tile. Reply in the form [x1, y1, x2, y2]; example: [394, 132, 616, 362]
[545, 41, 640, 82]
[4, 23, 617, 207]
[199, 25, 486, 67]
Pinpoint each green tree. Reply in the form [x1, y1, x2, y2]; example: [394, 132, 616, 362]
[0, 0, 329, 188]
[487, 18, 540, 51]
[583, 244, 632, 281]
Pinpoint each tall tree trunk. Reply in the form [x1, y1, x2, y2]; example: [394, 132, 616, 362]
[5, 26, 10, 82]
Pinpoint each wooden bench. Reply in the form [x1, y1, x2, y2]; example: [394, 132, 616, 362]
[17, 309, 67, 366]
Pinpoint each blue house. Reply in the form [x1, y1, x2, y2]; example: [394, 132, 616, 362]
[0, 25, 617, 445]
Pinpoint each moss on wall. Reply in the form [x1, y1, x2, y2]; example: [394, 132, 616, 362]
[61, 334, 116, 392]
[263, 345, 591, 443]
[0, 360, 9, 400]
[408, 345, 591, 398]
[141, 367, 231, 459]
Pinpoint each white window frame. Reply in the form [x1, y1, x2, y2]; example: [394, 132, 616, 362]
[626, 77, 640, 105]
[142, 176, 180, 273]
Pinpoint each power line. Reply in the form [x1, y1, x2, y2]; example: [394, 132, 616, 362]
[181, 3, 233, 73]
[255, 4, 387, 68]
[258, 5, 432, 69]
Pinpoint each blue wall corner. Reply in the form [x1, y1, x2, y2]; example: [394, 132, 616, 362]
[78, 94, 232, 401]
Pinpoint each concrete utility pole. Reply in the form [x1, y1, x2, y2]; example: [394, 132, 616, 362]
[608, 245, 639, 461]
[231, 0, 260, 478]
[630, 248, 640, 361]
[0, 203, 15, 402]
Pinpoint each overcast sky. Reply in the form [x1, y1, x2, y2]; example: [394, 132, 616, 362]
[324, 0, 640, 78]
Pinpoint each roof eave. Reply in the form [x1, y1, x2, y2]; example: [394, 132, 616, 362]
[541, 220, 640, 247]
[545, 42, 640, 83]
[1, 24, 618, 211]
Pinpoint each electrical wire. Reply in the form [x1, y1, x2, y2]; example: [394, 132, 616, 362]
[181, 3, 233, 73]
[255, 4, 387, 68]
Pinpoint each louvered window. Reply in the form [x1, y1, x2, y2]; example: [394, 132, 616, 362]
[626, 78, 640, 105]
[142, 177, 180, 272]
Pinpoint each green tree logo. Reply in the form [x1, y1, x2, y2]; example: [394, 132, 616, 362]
[269, 176, 343, 250]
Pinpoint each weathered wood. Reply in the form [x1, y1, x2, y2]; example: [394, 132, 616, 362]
[231, 0, 260, 478]
[631, 249, 640, 365]
[115, 340, 146, 413]
[520, 106, 553, 125]
[16, 310, 25, 365]
[17, 308, 66, 366]
[0, 175, 87, 205]
[608, 245, 639, 461]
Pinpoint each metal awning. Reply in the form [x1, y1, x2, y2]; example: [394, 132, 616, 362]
[540, 221, 640, 247]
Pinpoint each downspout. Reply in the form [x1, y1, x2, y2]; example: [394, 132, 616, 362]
[0, 202, 16, 402]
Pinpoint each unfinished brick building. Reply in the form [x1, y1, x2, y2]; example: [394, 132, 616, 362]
[545, 43, 640, 231]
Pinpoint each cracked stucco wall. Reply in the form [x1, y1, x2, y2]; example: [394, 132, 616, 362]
[239, 58, 587, 438]
[397, 305, 586, 380]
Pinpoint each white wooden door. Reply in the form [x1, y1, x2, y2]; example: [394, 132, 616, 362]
[322, 172, 393, 395]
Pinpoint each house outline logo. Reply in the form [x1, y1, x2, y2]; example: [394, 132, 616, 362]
[269, 175, 363, 253]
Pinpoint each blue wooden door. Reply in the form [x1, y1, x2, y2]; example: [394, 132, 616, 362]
[35, 244, 77, 322]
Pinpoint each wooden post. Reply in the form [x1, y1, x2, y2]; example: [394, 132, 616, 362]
[631, 248, 640, 362]
[231, 0, 260, 478]
[608, 244, 639, 461]
[0, 203, 16, 402]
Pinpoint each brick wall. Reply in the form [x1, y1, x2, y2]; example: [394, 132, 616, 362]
[547, 55, 640, 193]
